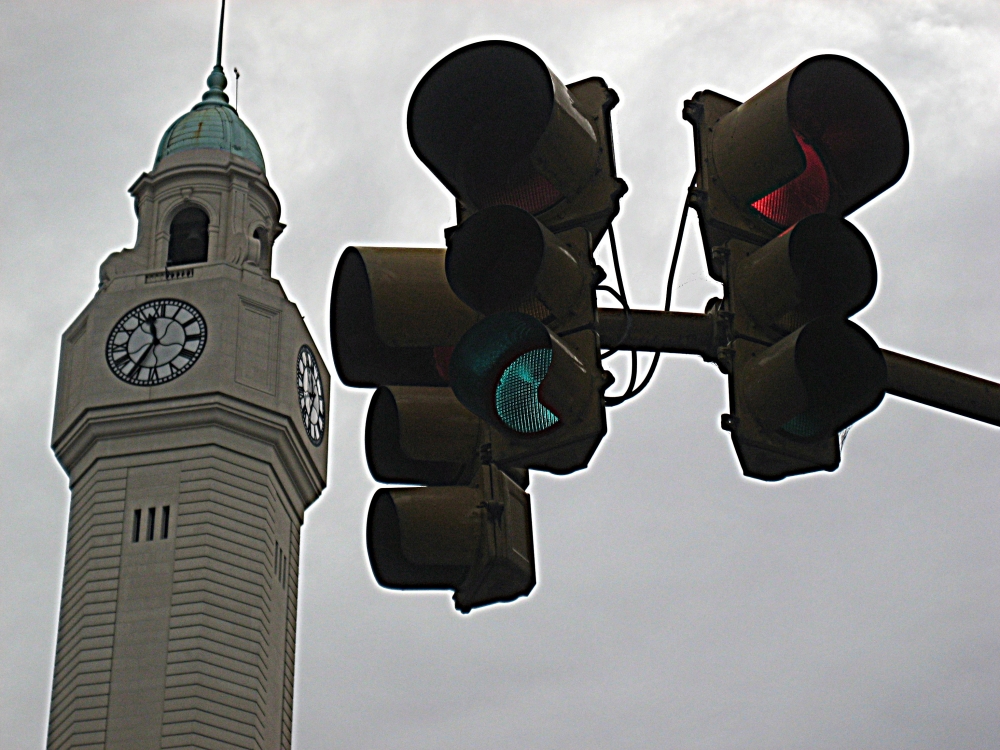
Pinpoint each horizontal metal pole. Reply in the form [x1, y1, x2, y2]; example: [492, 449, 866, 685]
[595, 308, 716, 359]
[883, 349, 1000, 427]
[593, 310, 1000, 428]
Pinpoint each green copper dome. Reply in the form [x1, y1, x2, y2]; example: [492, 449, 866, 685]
[155, 66, 265, 174]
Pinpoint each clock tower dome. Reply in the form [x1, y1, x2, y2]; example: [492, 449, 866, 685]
[47, 25, 328, 750]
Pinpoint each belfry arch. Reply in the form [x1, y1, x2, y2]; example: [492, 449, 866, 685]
[167, 206, 210, 266]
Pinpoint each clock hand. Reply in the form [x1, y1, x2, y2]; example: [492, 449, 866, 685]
[136, 316, 166, 366]
[134, 341, 154, 367]
[145, 320, 163, 365]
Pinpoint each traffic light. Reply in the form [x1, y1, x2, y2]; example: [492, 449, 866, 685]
[332, 40, 628, 610]
[444, 205, 607, 472]
[366, 386, 534, 613]
[331, 246, 479, 389]
[684, 55, 908, 479]
[408, 40, 627, 474]
[367, 473, 534, 614]
[407, 40, 626, 236]
[332, 245, 535, 611]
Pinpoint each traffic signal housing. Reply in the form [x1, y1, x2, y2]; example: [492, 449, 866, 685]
[685, 55, 908, 479]
[332, 246, 535, 611]
[444, 204, 608, 473]
[405, 40, 626, 475]
[408, 40, 626, 239]
[366, 387, 535, 614]
[333, 40, 628, 610]
[367, 469, 534, 614]
[331, 246, 480, 389]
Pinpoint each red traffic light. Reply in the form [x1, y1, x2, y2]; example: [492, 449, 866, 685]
[713, 55, 908, 226]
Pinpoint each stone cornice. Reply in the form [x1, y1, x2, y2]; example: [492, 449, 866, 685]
[52, 392, 326, 515]
[129, 149, 280, 217]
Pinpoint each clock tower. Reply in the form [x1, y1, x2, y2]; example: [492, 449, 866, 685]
[47, 37, 328, 750]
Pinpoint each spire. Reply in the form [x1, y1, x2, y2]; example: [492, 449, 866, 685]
[215, 0, 225, 69]
[196, 0, 230, 108]
[154, 0, 265, 173]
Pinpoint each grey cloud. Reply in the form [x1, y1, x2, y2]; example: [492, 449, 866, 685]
[3, 2, 1000, 748]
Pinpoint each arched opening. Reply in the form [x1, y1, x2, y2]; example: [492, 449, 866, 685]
[168, 206, 209, 266]
[251, 227, 265, 266]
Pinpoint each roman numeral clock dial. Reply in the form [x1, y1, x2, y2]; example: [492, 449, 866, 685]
[105, 299, 207, 385]
[296, 345, 325, 446]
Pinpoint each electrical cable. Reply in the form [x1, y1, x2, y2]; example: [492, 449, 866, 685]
[595, 284, 627, 308]
[603, 174, 697, 407]
[600, 224, 637, 405]
[599, 225, 633, 359]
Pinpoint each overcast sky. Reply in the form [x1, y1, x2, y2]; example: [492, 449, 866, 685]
[4, 1, 1000, 748]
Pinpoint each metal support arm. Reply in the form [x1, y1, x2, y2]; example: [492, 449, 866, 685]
[595, 308, 1000, 428]
[594, 308, 717, 360]
[882, 350, 1000, 427]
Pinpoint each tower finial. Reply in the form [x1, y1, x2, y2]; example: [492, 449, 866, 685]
[198, 0, 230, 108]
[215, 0, 226, 68]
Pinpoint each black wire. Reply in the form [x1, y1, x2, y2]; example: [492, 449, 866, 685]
[595, 284, 632, 361]
[596, 284, 627, 307]
[598, 226, 633, 359]
[620, 174, 696, 399]
[732, 332, 772, 347]
[599, 224, 638, 405]
[557, 322, 597, 338]
[603, 349, 638, 407]
[609, 223, 628, 307]
[604, 174, 697, 405]
[666, 174, 698, 312]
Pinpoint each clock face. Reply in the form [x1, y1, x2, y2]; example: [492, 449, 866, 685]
[106, 299, 207, 386]
[296, 345, 325, 447]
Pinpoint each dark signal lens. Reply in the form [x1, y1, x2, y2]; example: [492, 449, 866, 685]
[780, 411, 823, 438]
[752, 131, 830, 228]
[479, 173, 563, 214]
[433, 346, 454, 380]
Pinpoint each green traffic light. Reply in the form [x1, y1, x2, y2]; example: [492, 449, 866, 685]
[497, 348, 558, 433]
[450, 311, 560, 434]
